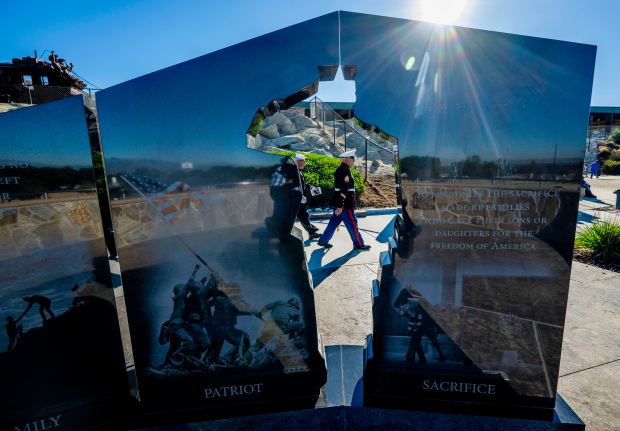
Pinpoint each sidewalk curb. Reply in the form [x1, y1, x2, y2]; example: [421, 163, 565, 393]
[309, 207, 399, 220]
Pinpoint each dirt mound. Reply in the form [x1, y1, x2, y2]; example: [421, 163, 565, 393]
[358, 169, 398, 208]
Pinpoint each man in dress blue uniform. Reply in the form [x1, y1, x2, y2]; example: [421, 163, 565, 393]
[318, 150, 370, 250]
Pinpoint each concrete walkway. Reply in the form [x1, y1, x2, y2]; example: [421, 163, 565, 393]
[558, 261, 620, 431]
[559, 175, 620, 431]
[298, 213, 394, 347]
[585, 175, 620, 206]
[579, 176, 620, 227]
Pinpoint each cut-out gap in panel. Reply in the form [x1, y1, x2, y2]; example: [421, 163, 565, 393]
[246, 71, 399, 209]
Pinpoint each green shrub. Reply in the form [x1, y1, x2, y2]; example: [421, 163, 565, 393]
[609, 149, 620, 162]
[268, 150, 365, 207]
[575, 220, 620, 262]
[304, 153, 365, 207]
[603, 159, 620, 174]
[609, 128, 620, 144]
[246, 110, 265, 136]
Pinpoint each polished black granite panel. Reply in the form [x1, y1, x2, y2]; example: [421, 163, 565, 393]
[338, 11, 595, 418]
[94, 12, 340, 422]
[0, 96, 129, 430]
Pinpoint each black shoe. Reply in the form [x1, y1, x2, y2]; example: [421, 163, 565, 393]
[353, 245, 371, 250]
[317, 242, 333, 248]
[309, 233, 321, 240]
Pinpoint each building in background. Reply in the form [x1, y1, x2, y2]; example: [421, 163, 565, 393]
[589, 106, 620, 138]
[0, 51, 87, 111]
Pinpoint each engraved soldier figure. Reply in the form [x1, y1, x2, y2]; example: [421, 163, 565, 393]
[5, 316, 23, 351]
[207, 290, 260, 365]
[183, 267, 212, 361]
[19, 295, 55, 323]
[260, 297, 304, 336]
[249, 297, 309, 372]
[159, 265, 208, 369]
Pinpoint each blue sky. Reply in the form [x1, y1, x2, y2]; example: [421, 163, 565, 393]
[0, 0, 618, 105]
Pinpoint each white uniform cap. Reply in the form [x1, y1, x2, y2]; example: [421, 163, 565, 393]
[339, 150, 356, 158]
[295, 153, 306, 161]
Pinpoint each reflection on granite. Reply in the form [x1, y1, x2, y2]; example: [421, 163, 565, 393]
[0, 199, 103, 260]
[403, 180, 573, 234]
[111, 185, 271, 248]
[378, 177, 578, 398]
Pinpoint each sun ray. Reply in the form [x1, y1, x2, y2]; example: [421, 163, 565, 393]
[418, 0, 469, 25]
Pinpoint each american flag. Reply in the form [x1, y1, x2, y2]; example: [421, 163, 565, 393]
[121, 173, 205, 223]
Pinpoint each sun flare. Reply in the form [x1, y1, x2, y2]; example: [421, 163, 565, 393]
[418, 0, 469, 25]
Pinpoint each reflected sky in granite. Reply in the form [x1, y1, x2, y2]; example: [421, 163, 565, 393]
[340, 11, 595, 164]
[96, 13, 339, 170]
[0, 96, 93, 168]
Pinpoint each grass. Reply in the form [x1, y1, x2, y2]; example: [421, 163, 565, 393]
[603, 159, 620, 174]
[575, 220, 620, 262]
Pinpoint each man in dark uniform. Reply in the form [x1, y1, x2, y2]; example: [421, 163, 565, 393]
[294, 153, 320, 239]
[266, 156, 300, 240]
[317, 150, 370, 250]
[394, 292, 446, 364]
[19, 295, 55, 323]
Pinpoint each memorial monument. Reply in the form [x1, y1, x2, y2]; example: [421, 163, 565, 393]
[0, 10, 596, 428]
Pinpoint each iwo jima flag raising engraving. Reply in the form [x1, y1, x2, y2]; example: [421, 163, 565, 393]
[94, 12, 335, 421]
[122, 173, 310, 375]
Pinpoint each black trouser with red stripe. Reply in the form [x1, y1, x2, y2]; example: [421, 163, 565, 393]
[318, 208, 365, 247]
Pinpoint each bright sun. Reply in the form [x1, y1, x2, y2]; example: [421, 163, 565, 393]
[418, 0, 469, 25]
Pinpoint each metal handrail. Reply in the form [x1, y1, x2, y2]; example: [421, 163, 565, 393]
[311, 96, 394, 154]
